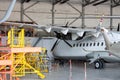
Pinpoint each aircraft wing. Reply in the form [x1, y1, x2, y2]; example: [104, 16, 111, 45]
[2, 22, 98, 37]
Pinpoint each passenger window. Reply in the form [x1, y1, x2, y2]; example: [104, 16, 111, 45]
[76, 44, 78, 47]
[97, 42, 99, 46]
[83, 43, 85, 47]
[93, 43, 96, 46]
[73, 44, 75, 47]
[86, 43, 88, 47]
[101, 42, 104, 46]
[90, 43, 92, 46]
[80, 43, 82, 47]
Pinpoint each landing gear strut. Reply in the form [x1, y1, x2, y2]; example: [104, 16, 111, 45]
[94, 60, 105, 69]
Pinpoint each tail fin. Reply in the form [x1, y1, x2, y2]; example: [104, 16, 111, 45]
[101, 27, 112, 50]
[96, 16, 112, 50]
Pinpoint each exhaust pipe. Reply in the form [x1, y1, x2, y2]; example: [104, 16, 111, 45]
[0, 0, 16, 23]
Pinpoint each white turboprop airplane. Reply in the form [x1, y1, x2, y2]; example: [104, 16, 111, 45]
[2, 18, 120, 69]
[1, 0, 120, 69]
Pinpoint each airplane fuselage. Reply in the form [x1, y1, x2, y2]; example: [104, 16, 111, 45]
[53, 32, 120, 62]
[25, 31, 120, 63]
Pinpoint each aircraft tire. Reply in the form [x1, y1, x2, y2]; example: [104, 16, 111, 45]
[94, 60, 104, 69]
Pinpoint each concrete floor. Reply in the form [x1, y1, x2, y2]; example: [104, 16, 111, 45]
[20, 62, 120, 80]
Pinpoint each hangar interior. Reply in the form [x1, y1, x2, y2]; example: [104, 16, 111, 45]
[1, 0, 120, 28]
[0, 0, 120, 80]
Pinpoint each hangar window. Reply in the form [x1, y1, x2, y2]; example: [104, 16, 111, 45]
[90, 43, 92, 46]
[101, 42, 104, 46]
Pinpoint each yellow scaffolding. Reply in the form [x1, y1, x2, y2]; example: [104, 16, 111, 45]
[0, 28, 46, 80]
[7, 28, 24, 48]
[25, 48, 49, 73]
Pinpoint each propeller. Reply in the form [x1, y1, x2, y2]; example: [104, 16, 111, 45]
[51, 30, 72, 52]
[63, 40, 72, 47]
[54, 31, 62, 39]
[50, 38, 72, 52]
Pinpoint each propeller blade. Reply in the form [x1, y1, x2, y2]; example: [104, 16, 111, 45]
[51, 39, 60, 52]
[63, 40, 72, 47]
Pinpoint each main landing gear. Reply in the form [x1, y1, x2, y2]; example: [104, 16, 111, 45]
[94, 60, 105, 69]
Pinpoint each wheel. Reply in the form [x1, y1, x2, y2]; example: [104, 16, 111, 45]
[94, 60, 104, 69]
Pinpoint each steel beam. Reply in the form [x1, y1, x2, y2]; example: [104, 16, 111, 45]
[66, 2, 82, 26]
[110, 0, 113, 30]
[81, 0, 85, 28]
[93, 0, 109, 6]
[83, 0, 99, 6]
[24, 1, 40, 11]
[112, 4, 120, 7]
[51, 0, 55, 26]
[20, 1, 24, 22]
[67, 2, 82, 14]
